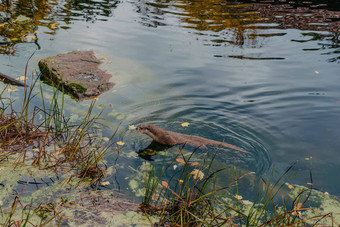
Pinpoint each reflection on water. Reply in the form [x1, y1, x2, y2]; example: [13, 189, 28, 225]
[133, 0, 340, 61]
[0, 0, 340, 197]
[0, 0, 118, 55]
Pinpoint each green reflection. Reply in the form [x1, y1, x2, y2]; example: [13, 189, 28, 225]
[0, 0, 119, 55]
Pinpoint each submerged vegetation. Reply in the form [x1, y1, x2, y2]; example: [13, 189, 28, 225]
[0, 57, 124, 225]
[139, 150, 340, 226]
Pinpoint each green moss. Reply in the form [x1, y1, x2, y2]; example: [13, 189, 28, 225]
[68, 83, 87, 94]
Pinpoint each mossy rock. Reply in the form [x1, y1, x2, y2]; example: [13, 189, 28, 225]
[39, 50, 114, 100]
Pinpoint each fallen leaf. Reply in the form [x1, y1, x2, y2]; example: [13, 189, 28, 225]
[102, 137, 110, 141]
[97, 104, 106, 109]
[176, 158, 185, 163]
[128, 125, 136, 130]
[191, 162, 199, 166]
[103, 57, 107, 60]
[287, 184, 294, 189]
[93, 97, 99, 100]
[314, 70, 319, 74]
[13, 220, 22, 227]
[191, 169, 204, 180]
[234, 194, 243, 200]
[178, 179, 184, 183]
[162, 181, 169, 189]
[50, 22, 58, 29]
[173, 164, 178, 170]
[117, 141, 125, 146]
[8, 88, 18, 92]
[100, 181, 110, 186]
[181, 122, 190, 127]
[25, 35, 37, 42]
[17, 76, 27, 81]
[77, 128, 83, 131]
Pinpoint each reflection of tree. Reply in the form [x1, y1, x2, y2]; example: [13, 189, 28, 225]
[133, 0, 340, 60]
[0, 0, 119, 55]
[133, 0, 260, 46]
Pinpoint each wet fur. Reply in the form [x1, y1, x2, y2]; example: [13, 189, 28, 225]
[137, 124, 249, 153]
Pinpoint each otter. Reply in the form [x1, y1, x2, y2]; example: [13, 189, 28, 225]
[137, 124, 249, 153]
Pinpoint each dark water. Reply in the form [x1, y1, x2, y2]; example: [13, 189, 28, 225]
[1, 0, 340, 197]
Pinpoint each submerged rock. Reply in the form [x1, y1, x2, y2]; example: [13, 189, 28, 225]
[39, 50, 114, 100]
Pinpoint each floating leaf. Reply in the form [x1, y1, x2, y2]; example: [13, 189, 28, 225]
[117, 141, 125, 146]
[100, 181, 110, 186]
[287, 184, 294, 189]
[161, 181, 169, 189]
[128, 125, 136, 130]
[97, 104, 106, 109]
[191, 169, 204, 180]
[178, 179, 184, 183]
[181, 122, 190, 127]
[234, 194, 243, 200]
[103, 57, 107, 60]
[102, 137, 110, 141]
[50, 22, 58, 29]
[176, 158, 185, 163]
[17, 76, 27, 81]
[25, 35, 37, 42]
[77, 128, 82, 131]
[7, 88, 18, 92]
[93, 97, 99, 100]
[191, 162, 199, 166]
[14, 15, 31, 23]
[173, 164, 178, 170]
[314, 70, 319, 74]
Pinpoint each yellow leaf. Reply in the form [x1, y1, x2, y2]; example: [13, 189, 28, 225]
[176, 158, 185, 163]
[17, 76, 27, 81]
[287, 184, 294, 189]
[128, 125, 136, 130]
[103, 57, 107, 60]
[181, 122, 190, 127]
[7, 88, 18, 92]
[191, 162, 199, 166]
[178, 179, 184, 183]
[50, 23, 58, 29]
[11, 38, 20, 41]
[93, 97, 99, 100]
[191, 169, 204, 180]
[117, 141, 125, 146]
[161, 181, 170, 189]
[102, 137, 110, 141]
[77, 128, 82, 131]
[100, 181, 110, 186]
[234, 194, 243, 200]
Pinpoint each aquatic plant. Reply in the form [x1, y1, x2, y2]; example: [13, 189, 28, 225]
[140, 151, 335, 226]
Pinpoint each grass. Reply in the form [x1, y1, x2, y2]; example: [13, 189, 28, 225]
[140, 150, 334, 226]
[0, 56, 119, 225]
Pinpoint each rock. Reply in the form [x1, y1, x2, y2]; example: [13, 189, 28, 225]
[39, 50, 114, 100]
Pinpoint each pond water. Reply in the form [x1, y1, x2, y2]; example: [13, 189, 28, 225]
[1, 0, 340, 199]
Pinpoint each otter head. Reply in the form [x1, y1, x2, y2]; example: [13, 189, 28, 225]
[137, 124, 160, 139]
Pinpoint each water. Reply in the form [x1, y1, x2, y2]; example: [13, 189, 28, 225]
[1, 0, 340, 197]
